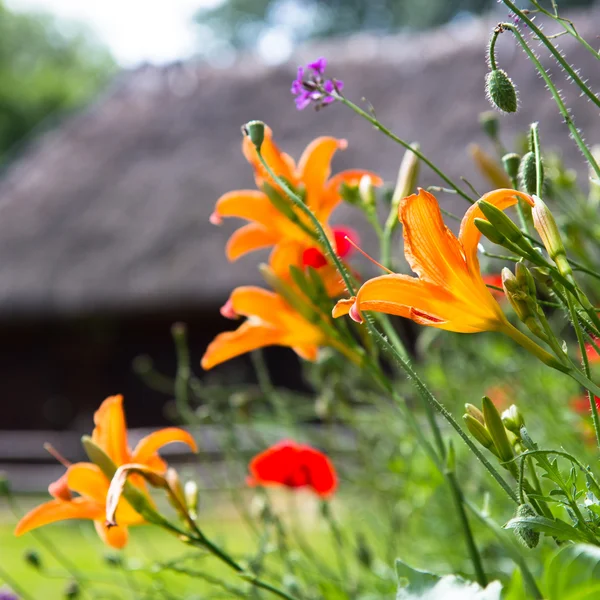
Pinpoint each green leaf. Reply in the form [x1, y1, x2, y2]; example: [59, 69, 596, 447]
[543, 544, 600, 600]
[505, 515, 588, 542]
[395, 560, 502, 599]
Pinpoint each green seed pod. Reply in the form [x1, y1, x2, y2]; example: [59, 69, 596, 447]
[502, 153, 521, 182]
[242, 120, 265, 151]
[519, 151, 543, 195]
[512, 504, 540, 549]
[486, 69, 518, 113]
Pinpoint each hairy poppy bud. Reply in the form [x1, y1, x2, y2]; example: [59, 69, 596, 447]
[511, 504, 540, 549]
[486, 69, 518, 113]
[482, 395, 514, 465]
[356, 533, 373, 568]
[519, 151, 543, 195]
[104, 552, 123, 568]
[479, 111, 500, 139]
[242, 120, 265, 151]
[64, 580, 80, 599]
[532, 196, 571, 278]
[24, 549, 42, 570]
[502, 153, 521, 182]
[502, 404, 525, 435]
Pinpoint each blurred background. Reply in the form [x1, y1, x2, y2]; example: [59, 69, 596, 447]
[0, 0, 598, 443]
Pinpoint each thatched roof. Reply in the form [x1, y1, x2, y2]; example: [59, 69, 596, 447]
[0, 10, 598, 319]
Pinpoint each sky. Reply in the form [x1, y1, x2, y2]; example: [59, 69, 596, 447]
[6, 0, 222, 66]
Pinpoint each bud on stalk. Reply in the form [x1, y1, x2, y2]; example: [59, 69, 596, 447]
[482, 396, 514, 465]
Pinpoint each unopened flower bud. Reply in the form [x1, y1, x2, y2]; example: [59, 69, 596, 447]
[465, 403, 485, 425]
[464, 414, 496, 452]
[486, 69, 518, 113]
[391, 144, 420, 210]
[531, 196, 571, 278]
[64, 580, 80, 599]
[502, 405, 525, 435]
[474, 218, 507, 246]
[478, 201, 526, 245]
[519, 151, 543, 195]
[502, 153, 521, 182]
[515, 262, 536, 297]
[184, 480, 199, 520]
[283, 575, 302, 596]
[482, 395, 514, 464]
[24, 549, 42, 570]
[470, 144, 511, 188]
[359, 175, 376, 208]
[356, 533, 373, 569]
[104, 552, 123, 568]
[242, 120, 265, 151]
[479, 111, 500, 139]
[511, 503, 540, 549]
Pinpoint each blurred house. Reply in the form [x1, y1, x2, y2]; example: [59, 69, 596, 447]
[0, 10, 598, 429]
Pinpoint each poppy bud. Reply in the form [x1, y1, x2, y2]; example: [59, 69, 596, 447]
[24, 549, 42, 570]
[477, 201, 526, 245]
[470, 144, 511, 189]
[104, 553, 123, 568]
[519, 151, 543, 195]
[465, 403, 485, 425]
[242, 120, 265, 151]
[463, 414, 496, 453]
[511, 504, 540, 549]
[356, 533, 373, 568]
[482, 396, 514, 465]
[485, 69, 518, 113]
[532, 196, 571, 278]
[64, 580, 80, 599]
[479, 111, 499, 140]
[502, 405, 525, 435]
[474, 218, 507, 246]
[502, 153, 521, 182]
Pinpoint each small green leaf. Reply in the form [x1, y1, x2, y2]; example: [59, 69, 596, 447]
[505, 515, 588, 542]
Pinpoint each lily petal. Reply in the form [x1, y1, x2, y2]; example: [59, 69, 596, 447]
[201, 321, 283, 370]
[297, 137, 347, 209]
[15, 498, 103, 536]
[132, 428, 198, 466]
[269, 241, 305, 280]
[67, 463, 109, 503]
[459, 189, 533, 275]
[292, 344, 319, 361]
[242, 126, 296, 189]
[95, 520, 129, 549]
[92, 395, 131, 466]
[399, 189, 469, 288]
[229, 286, 289, 325]
[332, 297, 356, 318]
[226, 223, 279, 261]
[213, 191, 281, 229]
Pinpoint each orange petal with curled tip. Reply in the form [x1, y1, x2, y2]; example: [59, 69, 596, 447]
[213, 190, 281, 229]
[226, 223, 279, 261]
[399, 189, 468, 289]
[297, 137, 347, 208]
[228, 286, 289, 325]
[92, 395, 131, 466]
[132, 428, 198, 466]
[67, 463, 109, 504]
[292, 345, 319, 361]
[15, 498, 103, 537]
[201, 321, 283, 370]
[332, 297, 356, 318]
[95, 520, 129, 549]
[459, 189, 533, 276]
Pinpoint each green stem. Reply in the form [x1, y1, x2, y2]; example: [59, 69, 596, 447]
[531, 123, 543, 199]
[502, 322, 568, 371]
[0, 563, 35, 600]
[172, 323, 198, 424]
[336, 96, 476, 204]
[500, 23, 600, 180]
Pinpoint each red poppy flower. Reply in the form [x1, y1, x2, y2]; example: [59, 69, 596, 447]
[482, 273, 505, 300]
[583, 337, 600, 364]
[570, 394, 600, 415]
[301, 226, 358, 270]
[247, 440, 337, 498]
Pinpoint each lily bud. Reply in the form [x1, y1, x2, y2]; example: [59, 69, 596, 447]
[465, 403, 485, 425]
[502, 268, 546, 339]
[470, 144, 512, 189]
[242, 120, 265, 151]
[485, 69, 518, 113]
[359, 175, 376, 208]
[463, 414, 496, 452]
[502, 153, 521, 182]
[477, 200, 526, 245]
[502, 404, 525, 435]
[515, 262, 536, 297]
[474, 218, 507, 246]
[389, 144, 420, 228]
[184, 480, 200, 520]
[482, 396, 514, 464]
[531, 196, 572, 278]
[519, 151, 543, 195]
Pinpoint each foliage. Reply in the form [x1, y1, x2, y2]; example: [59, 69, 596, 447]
[0, 1, 115, 162]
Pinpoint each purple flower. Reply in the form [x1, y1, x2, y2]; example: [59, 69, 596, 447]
[0, 589, 19, 600]
[307, 57, 327, 75]
[290, 58, 344, 111]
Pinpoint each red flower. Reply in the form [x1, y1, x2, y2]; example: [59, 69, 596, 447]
[301, 226, 358, 269]
[247, 440, 337, 498]
[482, 274, 505, 300]
[570, 394, 600, 415]
[584, 336, 600, 364]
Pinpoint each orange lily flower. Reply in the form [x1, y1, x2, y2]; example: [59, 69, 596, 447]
[210, 126, 382, 295]
[201, 286, 326, 369]
[15, 395, 197, 548]
[333, 188, 533, 334]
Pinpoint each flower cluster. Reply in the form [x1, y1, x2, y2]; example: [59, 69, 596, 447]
[291, 57, 344, 110]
